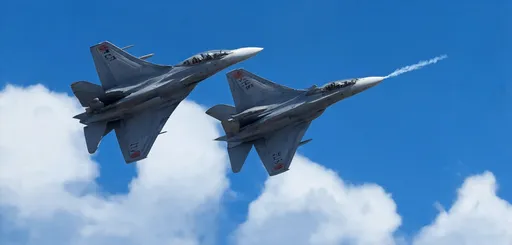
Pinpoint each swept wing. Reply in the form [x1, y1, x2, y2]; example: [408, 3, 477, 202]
[253, 121, 311, 176]
[114, 102, 178, 163]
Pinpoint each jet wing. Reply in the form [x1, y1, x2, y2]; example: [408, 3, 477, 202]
[90, 41, 171, 91]
[253, 121, 311, 176]
[226, 69, 305, 113]
[114, 102, 178, 163]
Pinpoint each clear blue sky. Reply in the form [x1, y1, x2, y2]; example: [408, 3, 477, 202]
[1, 0, 510, 242]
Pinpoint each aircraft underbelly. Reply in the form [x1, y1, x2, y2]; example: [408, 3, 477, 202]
[234, 113, 302, 142]
[85, 95, 177, 124]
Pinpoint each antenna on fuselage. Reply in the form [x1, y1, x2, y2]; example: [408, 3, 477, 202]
[121, 44, 135, 50]
[139, 53, 154, 60]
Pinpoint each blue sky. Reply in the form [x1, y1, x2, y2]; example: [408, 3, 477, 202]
[1, 0, 511, 244]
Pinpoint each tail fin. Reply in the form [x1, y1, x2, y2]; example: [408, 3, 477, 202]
[90, 41, 171, 90]
[83, 122, 108, 154]
[207, 104, 252, 173]
[227, 142, 252, 173]
[206, 104, 236, 121]
[71, 81, 104, 107]
[206, 104, 240, 139]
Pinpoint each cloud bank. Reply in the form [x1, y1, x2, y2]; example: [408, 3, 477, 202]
[0, 84, 229, 245]
[413, 172, 512, 245]
[0, 84, 510, 245]
[233, 155, 401, 245]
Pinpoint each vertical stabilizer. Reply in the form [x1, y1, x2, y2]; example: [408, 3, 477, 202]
[205, 104, 235, 121]
[84, 122, 107, 154]
[227, 142, 252, 173]
[206, 104, 239, 138]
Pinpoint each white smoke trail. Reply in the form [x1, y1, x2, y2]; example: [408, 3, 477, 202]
[385, 54, 448, 79]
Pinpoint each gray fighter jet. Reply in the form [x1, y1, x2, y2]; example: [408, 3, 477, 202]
[206, 69, 384, 176]
[71, 41, 262, 163]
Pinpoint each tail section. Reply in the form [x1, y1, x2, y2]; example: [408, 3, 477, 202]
[206, 104, 240, 139]
[83, 122, 108, 154]
[226, 69, 303, 113]
[206, 104, 252, 173]
[71, 81, 105, 107]
[227, 142, 252, 173]
[73, 112, 89, 122]
[205, 104, 236, 121]
[90, 41, 171, 90]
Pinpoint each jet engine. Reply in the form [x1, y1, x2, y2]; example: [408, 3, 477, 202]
[85, 98, 105, 113]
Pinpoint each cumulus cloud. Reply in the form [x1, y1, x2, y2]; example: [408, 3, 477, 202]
[1, 84, 511, 245]
[235, 158, 512, 245]
[0, 84, 229, 245]
[232, 155, 402, 245]
[413, 171, 512, 245]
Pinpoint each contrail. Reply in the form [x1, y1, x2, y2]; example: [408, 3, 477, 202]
[385, 54, 448, 79]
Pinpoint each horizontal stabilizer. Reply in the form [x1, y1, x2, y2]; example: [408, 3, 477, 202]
[84, 122, 107, 154]
[73, 112, 88, 121]
[221, 120, 240, 138]
[206, 104, 236, 121]
[227, 142, 252, 173]
[214, 135, 227, 141]
[206, 104, 240, 138]
[71, 81, 104, 107]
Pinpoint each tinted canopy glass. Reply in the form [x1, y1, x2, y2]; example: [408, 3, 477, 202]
[179, 50, 230, 66]
[321, 78, 358, 91]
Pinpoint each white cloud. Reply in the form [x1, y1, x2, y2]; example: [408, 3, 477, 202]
[0, 84, 230, 245]
[1, 84, 511, 245]
[413, 171, 512, 245]
[232, 155, 402, 245]
[235, 156, 512, 245]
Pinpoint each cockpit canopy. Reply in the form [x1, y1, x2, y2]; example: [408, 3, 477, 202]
[179, 50, 231, 66]
[320, 78, 358, 91]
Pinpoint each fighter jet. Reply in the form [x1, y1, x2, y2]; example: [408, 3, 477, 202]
[206, 69, 384, 176]
[71, 41, 263, 163]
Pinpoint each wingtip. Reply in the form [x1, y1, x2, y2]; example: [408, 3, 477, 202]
[90, 40, 117, 50]
[226, 68, 244, 75]
[226, 68, 250, 80]
[268, 168, 289, 177]
[231, 167, 242, 173]
[125, 155, 147, 164]
[90, 40, 107, 48]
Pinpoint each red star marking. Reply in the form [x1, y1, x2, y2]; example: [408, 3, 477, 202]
[130, 151, 141, 159]
[273, 163, 284, 170]
[98, 44, 108, 52]
[232, 70, 243, 79]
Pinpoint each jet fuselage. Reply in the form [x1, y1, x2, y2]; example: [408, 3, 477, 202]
[79, 48, 263, 125]
[227, 76, 384, 142]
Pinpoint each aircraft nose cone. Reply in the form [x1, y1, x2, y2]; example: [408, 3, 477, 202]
[237, 47, 264, 57]
[228, 47, 264, 64]
[358, 76, 385, 88]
